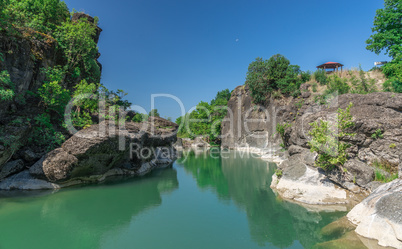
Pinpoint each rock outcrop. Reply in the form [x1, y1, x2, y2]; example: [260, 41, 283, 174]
[347, 179, 402, 248]
[174, 137, 211, 151]
[222, 85, 402, 206]
[0, 117, 178, 190]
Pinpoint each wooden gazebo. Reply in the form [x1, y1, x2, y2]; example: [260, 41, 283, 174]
[317, 62, 344, 73]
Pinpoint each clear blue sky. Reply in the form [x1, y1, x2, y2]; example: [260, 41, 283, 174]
[64, 0, 389, 120]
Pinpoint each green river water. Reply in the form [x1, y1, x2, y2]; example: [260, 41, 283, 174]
[0, 151, 347, 249]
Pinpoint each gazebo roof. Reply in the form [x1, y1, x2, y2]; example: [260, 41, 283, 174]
[317, 62, 344, 69]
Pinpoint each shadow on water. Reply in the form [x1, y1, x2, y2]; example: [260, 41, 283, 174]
[176, 150, 347, 249]
[0, 167, 179, 249]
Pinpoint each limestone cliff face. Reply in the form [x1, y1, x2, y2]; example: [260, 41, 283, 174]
[221, 85, 298, 152]
[222, 84, 402, 203]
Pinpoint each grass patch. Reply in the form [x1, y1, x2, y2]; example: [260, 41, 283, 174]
[372, 159, 399, 183]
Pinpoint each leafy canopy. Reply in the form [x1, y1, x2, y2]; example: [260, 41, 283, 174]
[246, 54, 307, 104]
[366, 0, 402, 59]
[2, 0, 69, 34]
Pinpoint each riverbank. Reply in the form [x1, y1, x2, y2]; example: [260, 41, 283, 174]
[220, 84, 402, 248]
[0, 117, 178, 190]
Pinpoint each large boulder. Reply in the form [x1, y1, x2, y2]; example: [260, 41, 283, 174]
[347, 179, 402, 248]
[271, 151, 348, 206]
[29, 118, 178, 183]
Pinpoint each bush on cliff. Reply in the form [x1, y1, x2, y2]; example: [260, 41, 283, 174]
[308, 103, 355, 171]
[245, 55, 307, 104]
[1, 0, 69, 34]
[0, 70, 15, 101]
[149, 109, 160, 117]
[313, 69, 327, 85]
[349, 66, 378, 94]
[324, 75, 350, 95]
[132, 113, 148, 123]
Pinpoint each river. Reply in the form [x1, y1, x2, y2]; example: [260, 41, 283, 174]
[0, 151, 347, 248]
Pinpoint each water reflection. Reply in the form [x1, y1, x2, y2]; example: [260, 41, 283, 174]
[0, 168, 179, 249]
[177, 150, 346, 248]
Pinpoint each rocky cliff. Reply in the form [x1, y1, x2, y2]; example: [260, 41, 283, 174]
[0, 13, 102, 172]
[222, 84, 402, 248]
[222, 85, 402, 202]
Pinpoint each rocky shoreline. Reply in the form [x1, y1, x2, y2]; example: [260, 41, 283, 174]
[0, 117, 178, 190]
[221, 85, 402, 248]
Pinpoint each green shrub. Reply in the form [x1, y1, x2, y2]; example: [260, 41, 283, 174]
[29, 113, 66, 152]
[350, 66, 377, 94]
[41, 66, 65, 83]
[313, 69, 328, 85]
[148, 109, 160, 117]
[0, 70, 15, 101]
[38, 80, 71, 116]
[311, 82, 318, 92]
[371, 129, 383, 139]
[300, 70, 312, 83]
[275, 169, 283, 178]
[308, 103, 355, 171]
[325, 75, 350, 95]
[70, 111, 93, 129]
[132, 113, 148, 123]
[276, 123, 291, 148]
[390, 143, 396, 149]
[71, 79, 99, 113]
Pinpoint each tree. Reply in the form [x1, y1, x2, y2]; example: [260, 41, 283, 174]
[176, 89, 231, 144]
[133, 113, 147, 123]
[2, 0, 69, 34]
[149, 109, 160, 117]
[366, 0, 402, 59]
[246, 54, 304, 104]
[54, 18, 100, 82]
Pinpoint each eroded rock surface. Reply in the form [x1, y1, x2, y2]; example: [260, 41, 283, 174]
[223, 85, 402, 205]
[347, 179, 402, 248]
[1, 117, 178, 189]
